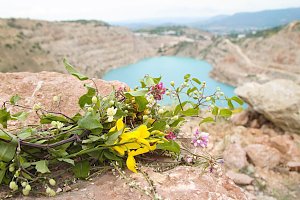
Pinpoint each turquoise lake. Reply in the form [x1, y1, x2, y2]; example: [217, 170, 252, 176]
[103, 56, 237, 107]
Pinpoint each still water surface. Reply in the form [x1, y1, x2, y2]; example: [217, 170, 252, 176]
[103, 56, 237, 107]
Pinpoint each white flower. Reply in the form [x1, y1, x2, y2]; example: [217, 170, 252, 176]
[32, 103, 42, 111]
[51, 121, 64, 130]
[107, 107, 117, 122]
[107, 116, 114, 122]
[158, 108, 165, 114]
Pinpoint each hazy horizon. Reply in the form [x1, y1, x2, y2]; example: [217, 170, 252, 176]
[0, 0, 300, 23]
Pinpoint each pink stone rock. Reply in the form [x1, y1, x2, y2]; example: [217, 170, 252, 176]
[226, 171, 254, 185]
[245, 144, 281, 168]
[231, 110, 249, 126]
[223, 143, 249, 170]
[17, 167, 247, 200]
[270, 135, 300, 162]
[0, 72, 126, 125]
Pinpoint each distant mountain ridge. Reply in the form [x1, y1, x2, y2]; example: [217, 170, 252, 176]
[196, 7, 300, 33]
[115, 7, 300, 33]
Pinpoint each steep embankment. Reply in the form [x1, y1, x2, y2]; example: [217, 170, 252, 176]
[0, 18, 156, 77]
[168, 21, 300, 86]
[1, 18, 300, 87]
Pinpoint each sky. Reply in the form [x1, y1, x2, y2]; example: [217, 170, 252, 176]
[0, 0, 300, 22]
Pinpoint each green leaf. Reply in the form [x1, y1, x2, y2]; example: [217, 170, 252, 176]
[212, 106, 219, 116]
[200, 117, 215, 124]
[11, 112, 29, 121]
[35, 160, 50, 174]
[181, 108, 199, 116]
[187, 87, 197, 96]
[174, 101, 188, 115]
[82, 135, 102, 144]
[0, 130, 11, 141]
[144, 76, 155, 87]
[10, 94, 20, 105]
[170, 117, 185, 127]
[58, 158, 75, 166]
[151, 121, 166, 131]
[40, 114, 69, 124]
[227, 99, 234, 110]
[79, 85, 96, 109]
[0, 141, 16, 162]
[63, 58, 89, 81]
[0, 169, 6, 184]
[125, 90, 148, 97]
[0, 108, 11, 128]
[153, 77, 162, 84]
[105, 130, 122, 145]
[192, 78, 201, 85]
[231, 96, 244, 105]
[219, 109, 232, 117]
[103, 151, 122, 161]
[184, 74, 191, 80]
[78, 112, 103, 130]
[17, 128, 32, 140]
[73, 160, 90, 179]
[157, 140, 180, 154]
[135, 96, 148, 112]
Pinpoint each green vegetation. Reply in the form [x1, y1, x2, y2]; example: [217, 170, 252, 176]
[136, 26, 187, 36]
[0, 60, 243, 197]
[63, 20, 110, 27]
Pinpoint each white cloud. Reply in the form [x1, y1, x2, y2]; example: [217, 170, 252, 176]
[0, 0, 299, 22]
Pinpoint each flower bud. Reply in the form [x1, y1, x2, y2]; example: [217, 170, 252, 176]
[109, 100, 114, 106]
[87, 107, 94, 112]
[9, 181, 18, 191]
[166, 124, 170, 129]
[25, 184, 31, 191]
[21, 182, 27, 188]
[170, 81, 175, 87]
[33, 103, 41, 111]
[102, 97, 108, 101]
[49, 179, 56, 186]
[9, 165, 15, 172]
[158, 109, 165, 114]
[92, 96, 98, 104]
[51, 121, 57, 127]
[206, 97, 211, 101]
[143, 115, 149, 121]
[22, 189, 30, 196]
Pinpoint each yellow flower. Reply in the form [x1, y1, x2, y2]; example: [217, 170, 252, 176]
[126, 154, 137, 173]
[109, 120, 165, 173]
[109, 117, 125, 132]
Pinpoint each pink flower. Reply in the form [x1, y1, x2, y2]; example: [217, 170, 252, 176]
[149, 82, 166, 100]
[165, 131, 177, 140]
[185, 156, 193, 163]
[191, 129, 209, 148]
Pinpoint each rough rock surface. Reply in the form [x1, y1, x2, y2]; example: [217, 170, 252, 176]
[17, 167, 247, 200]
[0, 18, 157, 78]
[0, 71, 126, 125]
[235, 79, 300, 134]
[0, 72, 247, 200]
[226, 171, 253, 185]
[245, 144, 281, 168]
[223, 143, 249, 170]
